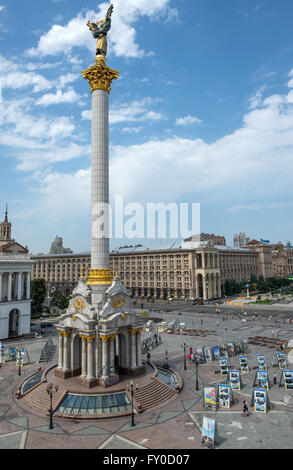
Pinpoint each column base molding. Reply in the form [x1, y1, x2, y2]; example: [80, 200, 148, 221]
[54, 368, 72, 380]
[118, 365, 146, 377]
[77, 377, 98, 389]
[99, 374, 120, 388]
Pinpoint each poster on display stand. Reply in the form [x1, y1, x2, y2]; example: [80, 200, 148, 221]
[201, 417, 217, 448]
[220, 344, 228, 358]
[218, 384, 233, 408]
[203, 347, 212, 362]
[219, 357, 229, 376]
[276, 352, 286, 370]
[235, 341, 243, 355]
[280, 370, 293, 391]
[196, 348, 206, 364]
[250, 388, 271, 413]
[227, 343, 235, 357]
[203, 387, 217, 410]
[213, 345, 220, 360]
[257, 354, 267, 370]
[254, 370, 269, 390]
[239, 356, 249, 374]
[229, 370, 241, 390]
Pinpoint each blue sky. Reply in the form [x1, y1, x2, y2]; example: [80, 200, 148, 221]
[1, 0, 293, 253]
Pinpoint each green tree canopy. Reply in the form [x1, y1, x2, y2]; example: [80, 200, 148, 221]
[31, 278, 46, 316]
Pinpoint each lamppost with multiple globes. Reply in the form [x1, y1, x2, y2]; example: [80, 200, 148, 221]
[126, 381, 139, 427]
[46, 383, 59, 430]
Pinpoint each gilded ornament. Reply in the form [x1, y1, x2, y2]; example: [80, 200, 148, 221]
[72, 315, 77, 322]
[87, 335, 96, 343]
[82, 62, 119, 94]
[121, 313, 126, 320]
[111, 296, 126, 309]
[87, 268, 113, 286]
[73, 297, 86, 311]
[63, 330, 71, 337]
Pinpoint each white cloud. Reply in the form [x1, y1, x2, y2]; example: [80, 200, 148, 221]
[36, 87, 81, 106]
[110, 97, 163, 124]
[175, 115, 202, 126]
[122, 126, 143, 133]
[26, 0, 177, 59]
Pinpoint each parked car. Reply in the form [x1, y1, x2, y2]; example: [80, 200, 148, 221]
[40, 322, 53, 328]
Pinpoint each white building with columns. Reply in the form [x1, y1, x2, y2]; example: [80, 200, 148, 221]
[0, 206, 31, 339]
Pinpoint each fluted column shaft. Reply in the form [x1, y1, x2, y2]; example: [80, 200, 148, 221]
[81, 336, 87, 377]
[87, 337, 95, 379]
[58, 332, 64, 369]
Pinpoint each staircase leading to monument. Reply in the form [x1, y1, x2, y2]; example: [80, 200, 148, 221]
[20, 382, 64, 417]
[133, 378, 176, 412]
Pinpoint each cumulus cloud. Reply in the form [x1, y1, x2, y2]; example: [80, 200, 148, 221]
[175, 115, 202, 126]
[26, 0, 177, 59]
[36, 87, 82, 106]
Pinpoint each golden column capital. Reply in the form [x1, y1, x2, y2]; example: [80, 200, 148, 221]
[128, 328, 137, 335]
[63, 330, 72, 338]
[100, 335, 109, 343]
[87, 335, 96, 343]
[82, 61, 119, 94]
[80, 334, 88, 342]
[108, 333, 117, 341]
[57, 330, 64, 337]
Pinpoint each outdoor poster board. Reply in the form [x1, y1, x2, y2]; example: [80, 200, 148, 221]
[257, 354, 267, 370]
[276, 352, 286, 370]
[218, 384, 231, 408]
[202, 417, 216, 446]
[239, 356, 249, 374]
[227, 343, 235, 357]
[219, 357, 228, 376]
[204, 347, 212, 362]
[254, 388, 267, 413]
[158, 325, 164, 333]
[204, 387, 217, 408]
[213, 345, 220, 360]
[9, 347, 16, 360]
[257, 370, 269, 390]
[229, 370, 241, 390]
[283, 370, 293, 391]
[196, 348, 205, 363]
[220, 344, 228, 357]
[235, 342, 243, 355]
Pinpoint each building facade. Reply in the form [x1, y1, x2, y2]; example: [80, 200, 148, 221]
[0, 207, 31, 339]
[31, 242, 262, 301]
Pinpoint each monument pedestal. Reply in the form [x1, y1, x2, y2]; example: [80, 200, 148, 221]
[119, 365, 146, 377]
[99, 374, 120, 388]
[77, 377, 98, 389]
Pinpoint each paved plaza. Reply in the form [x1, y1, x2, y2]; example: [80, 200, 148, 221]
[0, 310, 292, 449]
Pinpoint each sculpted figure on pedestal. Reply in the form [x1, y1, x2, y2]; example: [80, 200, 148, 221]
[87, 4, 114, 57]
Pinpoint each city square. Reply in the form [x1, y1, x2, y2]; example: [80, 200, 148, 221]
[1, 0, 293, 455]
[0, 306, 292, 450]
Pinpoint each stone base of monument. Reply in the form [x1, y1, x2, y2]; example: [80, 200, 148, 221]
[54, 368, 73, 380]
[118, 365, 146, 377]
[99, 374, 120, 388]
[77, 376, 98, 389]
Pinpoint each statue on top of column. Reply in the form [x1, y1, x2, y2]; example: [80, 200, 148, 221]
[87, 4, 114, 58]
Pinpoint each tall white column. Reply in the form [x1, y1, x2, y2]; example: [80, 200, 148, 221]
[101, 337, 109, 376]
[87, 337, 95, 379]
[0, 273, 2, 302]
[91, 89, 110, 270]
[63, 331, 70, 371]
[8, 273, 12, 302]
[26, 272, 30, 300]
[109, 335, 115, 374]
[136, 332, 142, 368]
[81, 336, 87, 377]
[17, 272, 22, 300]
[130, 330, 137, 369]
[58, 332, 64, 369]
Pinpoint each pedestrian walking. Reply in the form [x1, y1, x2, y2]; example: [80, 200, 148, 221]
[225, 326, 227, 332]
[216, 321, 219, 328]
[242, 400, 249, 417]
[274, 371, 277, 385]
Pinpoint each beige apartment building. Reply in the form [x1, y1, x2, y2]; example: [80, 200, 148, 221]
[31, 242, 261, 301]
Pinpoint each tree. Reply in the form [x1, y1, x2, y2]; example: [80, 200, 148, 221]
[50, 289, 70, 310]
[31, 278, 47, 316]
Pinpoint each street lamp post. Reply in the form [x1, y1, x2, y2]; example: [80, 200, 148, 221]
[126, 381, 139, 427]
[195, 357, 199, 391]
[181, 343, 187, 371]
[46, 383, 59, 430]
